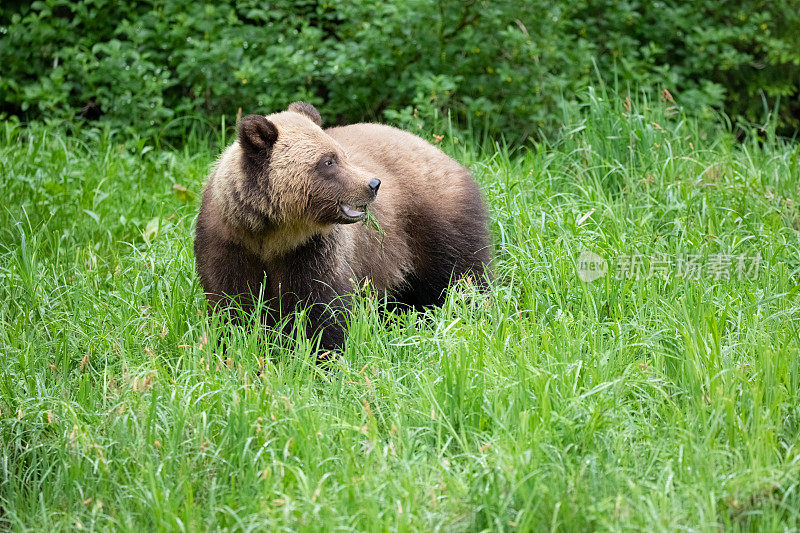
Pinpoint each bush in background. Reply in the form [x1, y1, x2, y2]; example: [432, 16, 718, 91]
[1, 0, 798, 140]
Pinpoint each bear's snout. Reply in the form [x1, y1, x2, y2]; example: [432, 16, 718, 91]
[368, 178, 381, 197]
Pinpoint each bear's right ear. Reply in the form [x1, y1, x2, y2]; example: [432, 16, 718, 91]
[288, 101, 322, 127]
[238, 114, 278, 154]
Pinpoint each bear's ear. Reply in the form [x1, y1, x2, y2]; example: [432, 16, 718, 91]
[238, 114, 278, 154]
[288, 101, 322, 127]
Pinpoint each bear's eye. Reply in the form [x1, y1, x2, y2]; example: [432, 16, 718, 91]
[317, 154, 338, 175]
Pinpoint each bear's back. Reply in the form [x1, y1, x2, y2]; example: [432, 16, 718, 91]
[325, 123, 465, 186]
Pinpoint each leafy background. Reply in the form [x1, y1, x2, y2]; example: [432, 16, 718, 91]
[1, 0, 799, 140]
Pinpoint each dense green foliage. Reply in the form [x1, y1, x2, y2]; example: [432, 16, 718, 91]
[2, 93, 799, 530]
[1, 0, 799, 139]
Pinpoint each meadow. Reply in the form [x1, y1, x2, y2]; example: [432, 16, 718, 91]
[1, 92, 799, 531]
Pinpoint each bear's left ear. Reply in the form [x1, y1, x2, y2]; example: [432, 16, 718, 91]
[238, 114, 278, 155]
[288, 101, 323, 127]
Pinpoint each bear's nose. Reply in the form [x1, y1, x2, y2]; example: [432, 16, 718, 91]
[368, 178, 381, 196]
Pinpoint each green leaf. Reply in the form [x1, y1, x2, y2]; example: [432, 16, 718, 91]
[83, 209, 100, 223]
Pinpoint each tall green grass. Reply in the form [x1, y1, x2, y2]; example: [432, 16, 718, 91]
[1, 92, 799, 531]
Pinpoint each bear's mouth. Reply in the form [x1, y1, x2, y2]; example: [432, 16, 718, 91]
[339, 203, 368, 221]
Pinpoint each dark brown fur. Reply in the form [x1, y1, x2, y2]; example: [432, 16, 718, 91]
[194, 103, 490, 351]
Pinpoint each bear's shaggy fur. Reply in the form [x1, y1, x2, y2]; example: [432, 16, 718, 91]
[194, 102, 490, 350]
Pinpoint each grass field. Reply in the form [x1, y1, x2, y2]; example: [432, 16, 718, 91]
[2, 92, 800, 531]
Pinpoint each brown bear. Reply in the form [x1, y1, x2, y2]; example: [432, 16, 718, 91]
[194, 102, 490, 351]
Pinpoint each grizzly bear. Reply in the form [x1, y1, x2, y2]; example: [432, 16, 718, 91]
[194, 102, 490, 351]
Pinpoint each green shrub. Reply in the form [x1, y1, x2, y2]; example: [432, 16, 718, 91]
[1, 0, 798, 139]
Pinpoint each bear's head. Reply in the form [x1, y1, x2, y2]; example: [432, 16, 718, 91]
[230, 102, 380, 234]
